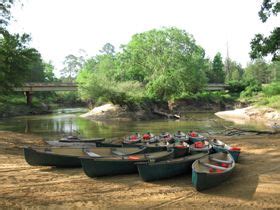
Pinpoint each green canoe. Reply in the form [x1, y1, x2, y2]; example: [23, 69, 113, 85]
[189, 141, 212, 154]
[137, 152, 207, 182]
[80, 149, 174, 177]
[24, 146, 146, 168]
[210, 139, 241, 162]
[192, 152, 235, 191]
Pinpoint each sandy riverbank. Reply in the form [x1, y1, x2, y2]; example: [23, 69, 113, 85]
[215, 106, 280, 128]
[0, 131, 280, 209]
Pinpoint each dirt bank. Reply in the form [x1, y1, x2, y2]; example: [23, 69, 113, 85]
[81, 101, 230, 121]
[215, 106, 280, 128]
[80, 103, 160, 121]
[0, 131, 280, 209]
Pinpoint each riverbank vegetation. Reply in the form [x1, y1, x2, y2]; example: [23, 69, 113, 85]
[0, 0, 279, 118]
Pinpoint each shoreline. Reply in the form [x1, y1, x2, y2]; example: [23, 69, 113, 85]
[0, 131, 279, 208]
[215, 106, 280, 129]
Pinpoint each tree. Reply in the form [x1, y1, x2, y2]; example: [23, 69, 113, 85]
[99, 43, 115, 55]
[0, 29, 43, 92]
[267, 61, 280, 82]
[207, 53, 225, 83]
[0, 0, 15, 27]
[243, 59, 270, 84]
[117, 27, 208, 99]
[250, 0, 280, 61]
[43, 61, 57, 82]
[61, 54, 85, 81]
[224, 58, 244, 82]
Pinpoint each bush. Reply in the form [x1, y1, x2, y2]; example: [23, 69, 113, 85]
[240, 80, 262, 98]
[226, 80, 247, 93]
[262, 82, 280, 96]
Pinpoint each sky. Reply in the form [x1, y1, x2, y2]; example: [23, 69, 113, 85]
[8, 0, 279, 76]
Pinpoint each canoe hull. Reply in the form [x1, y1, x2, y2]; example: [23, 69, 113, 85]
[81, 158, 141, 177]
[192, 167, 234, 191]
[46, 141, 97, 148]
[189, 136, 205, 143]
[213, 146, 240, 162]
[192, 152, 235, 191]
[23, 147, 81, 168]
[81, 152, 173, 177]
[137, 153, 205, 182]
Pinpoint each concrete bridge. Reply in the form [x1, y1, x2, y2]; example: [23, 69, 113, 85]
[14, 83, 77, 105]
[14, 82, 229, 105]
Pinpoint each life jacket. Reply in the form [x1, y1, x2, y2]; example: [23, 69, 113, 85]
[230, 147, 241, 151]
[221, 163, 229, 168]
[190, 132, 198, 137]
[194, 141, 204, 148]
[130, 135, 138, 140]
[128, 155, 140, 160]
[143, 134, 151, 140]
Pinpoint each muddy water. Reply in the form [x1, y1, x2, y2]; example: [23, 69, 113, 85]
[0, 108, 271, 140]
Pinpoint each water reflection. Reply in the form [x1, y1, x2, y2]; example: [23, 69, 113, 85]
[0, 108, 274, 140]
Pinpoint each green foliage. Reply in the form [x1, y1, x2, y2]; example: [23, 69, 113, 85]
[61, 52, 86, 81]
[267, 61, 280, 81]
[243, 59, 271, 84]
[0, 0, 15, 27]
[77, 68, 145, 109]
[77, 27, 208, 107]
[262, 82, 280, 96]
[240, 80, 262, 98]
[0, 29, 45, 92]
[176, 91, 234, 104]
[43, 61, 57, 82]
[258, 0, 280, 23]
[226, 80, 247, 93]
[208, 53, 225, 83]
[250, 0, 280, 61]
[224, 58, 244, 82]
[119, 27, 207, 95]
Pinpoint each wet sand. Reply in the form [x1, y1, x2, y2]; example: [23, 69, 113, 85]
[0, 131, 280, 209]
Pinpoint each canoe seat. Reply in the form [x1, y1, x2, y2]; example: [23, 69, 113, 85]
[209, 157, 233, 164]
[86, 151, 101, 157]
[199, 161, 228, 171]
[112, 150, 125, 156]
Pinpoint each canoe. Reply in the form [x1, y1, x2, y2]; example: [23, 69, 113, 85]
[189, 141, 212, 154]
[137, 152, 207, 181]
[123, 133, 142, 144]
[80, 150, 174, 177]
[46, 136, 105, 147]
[210, 139, 241, 162]
[142, 133, 159, 143]
[173, 131, 189, 142]
[97, 141, 189, 157]
[158, 132, 173, 143]
[95, 142, 123, 147]
[188, 132, 206, 143]
[23, 146, 146, 168]
[58, 136, 105, 143]
[143, 143, 189, 157]
[192, 152, 235, 191]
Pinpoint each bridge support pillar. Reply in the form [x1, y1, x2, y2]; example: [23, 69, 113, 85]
[25, 91, 33, 106]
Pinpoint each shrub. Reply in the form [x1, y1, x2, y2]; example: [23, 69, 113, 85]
[262, 82, 280, 96]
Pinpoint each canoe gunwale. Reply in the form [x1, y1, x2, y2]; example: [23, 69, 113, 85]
[136, 153, 208, 166]
[192, 152, 235, 175]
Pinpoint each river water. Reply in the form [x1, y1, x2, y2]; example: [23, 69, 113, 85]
[0, 108, 271, 140]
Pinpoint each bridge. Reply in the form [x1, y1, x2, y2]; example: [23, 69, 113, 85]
[14, 83, 77, 105]
[14, 82, 229, 105]
[205, 83, 229, 91]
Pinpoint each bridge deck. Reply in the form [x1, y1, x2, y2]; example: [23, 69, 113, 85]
[14, 83, 78, 92]
[14, 83, 228, 92]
